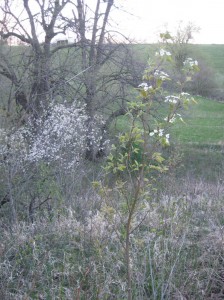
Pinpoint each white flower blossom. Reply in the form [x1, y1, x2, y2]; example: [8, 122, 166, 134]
[138, 82, 153, 91]
[165, 134, 170, 144]
[150, 128, 164, 137]
[150, 128, 170, 145]
[180, 92, 192, 103]
[155, 49, 171, 57]
[165, 95, 180, 104]
[183, 58, 198, 67]
[138, 82, 148, 88]
[169, 116, 176, 123]
[150, 129, 158, 136]
[158, 129, 164, 137]
[0, 102, 108, 169]
[154, 70, 169, 81]
[164, 113, 183, 124]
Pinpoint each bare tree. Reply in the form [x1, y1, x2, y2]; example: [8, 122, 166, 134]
[0, 0, 140, 159]
[0, 0, 73, 121]
[63, 0, 141, 160]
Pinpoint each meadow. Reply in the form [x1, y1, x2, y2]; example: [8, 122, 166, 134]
[171, 96, 224, 180]
[172, 96, 224, 145]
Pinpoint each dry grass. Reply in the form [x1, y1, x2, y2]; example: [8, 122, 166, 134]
[0, 178, 224, 299]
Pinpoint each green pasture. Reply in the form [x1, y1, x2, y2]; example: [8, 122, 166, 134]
[171, 96, 224, 145]
[171, 97, 224, 180]
[188, 44, 224, 75]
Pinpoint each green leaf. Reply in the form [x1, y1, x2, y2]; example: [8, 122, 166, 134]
[140, 90, 148, 98]
[156, 78, 163, 88]
[152, 152, 165, 163]
[117, 164, 126, 171]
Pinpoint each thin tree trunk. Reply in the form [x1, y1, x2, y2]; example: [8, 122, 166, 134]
[6, 165, 17, 225]
[126, 217, 132, 300]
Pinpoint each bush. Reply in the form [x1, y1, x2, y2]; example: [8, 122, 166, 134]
[187, 61, 218, 97]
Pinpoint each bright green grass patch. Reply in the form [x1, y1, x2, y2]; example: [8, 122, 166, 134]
[171, 97, 224, 145]
[171, 96, 224, 181]
[188, 44, 224, 75]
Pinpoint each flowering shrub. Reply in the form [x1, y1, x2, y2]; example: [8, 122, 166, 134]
[26, 103, 88, 167]
[0, 101, 108, 224]
[0, 102, 108, 170]
[0, 128, 28, 166]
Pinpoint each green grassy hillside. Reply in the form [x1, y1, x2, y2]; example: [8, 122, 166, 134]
[189, 44, 224, 75]
[172, 96, 224, 145]
[171, 96, 224, 181]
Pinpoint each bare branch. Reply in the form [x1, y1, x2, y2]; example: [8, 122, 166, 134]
[96, 0, 114, 64]
[23, 0, 41, 51]
[0, 30, 31, 44]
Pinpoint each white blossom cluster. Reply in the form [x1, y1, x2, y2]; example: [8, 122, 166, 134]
[155, 49, 171, 57]
[163, 92, 193, 124]
[180, 92, 191, 100]
[0, 130, 22, 166]
[23, 103, 88, 167]
[0, 102, 108, 169]
[138, 82, 153, 91]
[150, 128, 170, 144]
[154, 70, 169, 81]
[183, 58, 198, 67]
[0, 127, 28, 166]
[86, 116, 109, 152]
[164, 113, 183, 123]
[165, 92, 191, 105]
[165, 95, 180, 104]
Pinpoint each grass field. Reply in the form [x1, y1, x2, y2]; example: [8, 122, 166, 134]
[170, 96, 224, 181]
[172, 96, 224, 145]
[188, 44, 224, 75]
